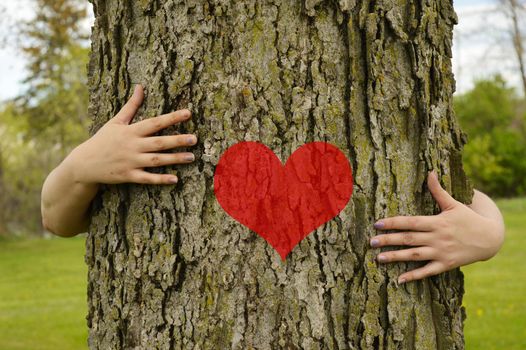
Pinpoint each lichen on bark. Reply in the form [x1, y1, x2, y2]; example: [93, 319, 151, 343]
[86, 1, 470, 349]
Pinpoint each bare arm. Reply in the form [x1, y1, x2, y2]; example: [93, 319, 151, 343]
[469, 189, 505, 231]
[41, 158, 99, 237]
[41, 85, 197, 237]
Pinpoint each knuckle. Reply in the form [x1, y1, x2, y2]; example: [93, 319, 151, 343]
[383, 218, 393, 228]
[443, 239, 455, 251]
[444, 258, 456, 269]
[176, 135, 188, 146]
[117, 169, 129, 179]
[440, 235, 456, 253]
[169, 112, 180, 124]
[152, 120, 164, 130]
[153, 138, 165, 149]
[440, 229, 453, 241]
[410, 250, 421, 260]
[440, 218, 453, 232]
[150, 155, 161, 167]
[435, 216, 447, 230]
[402, 233, 415, 246]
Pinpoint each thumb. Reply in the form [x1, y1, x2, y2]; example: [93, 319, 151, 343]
[112, 84, 144, 124]
[427, 171, 457, 211]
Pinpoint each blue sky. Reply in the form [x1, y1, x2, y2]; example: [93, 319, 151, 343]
[0, 0, 520, 101]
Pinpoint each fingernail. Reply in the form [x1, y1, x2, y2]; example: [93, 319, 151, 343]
[187, 136, 197, 145]
[377, 254, 387, 263]
[169, 177, 178, 184]
[185, 154, 195, 162]
[398, 277, 406, 284]
[374, 221, 384, 229]
[370, 239, 380, 248]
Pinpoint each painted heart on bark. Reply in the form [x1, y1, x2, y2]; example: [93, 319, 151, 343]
[213, 141, 353, 260]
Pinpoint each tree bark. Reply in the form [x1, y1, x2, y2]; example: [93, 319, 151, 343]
[86, 1, 471, 349]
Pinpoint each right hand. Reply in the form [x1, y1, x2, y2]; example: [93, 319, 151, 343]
[67, 85, 197, 185]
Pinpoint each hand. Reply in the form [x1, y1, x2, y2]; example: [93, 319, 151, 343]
[370, 171, 505, 284]
[66, 85, 197, 185]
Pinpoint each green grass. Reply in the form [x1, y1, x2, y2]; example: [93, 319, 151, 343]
[463, 197, 526, 349]
[0, 236, 88, 350]
[0, 198, 524, 349]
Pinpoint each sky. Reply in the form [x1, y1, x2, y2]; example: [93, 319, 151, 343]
[0, 0, 521, 102]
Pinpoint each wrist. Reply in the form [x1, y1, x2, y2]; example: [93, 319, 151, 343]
[64, 142, 98, 190]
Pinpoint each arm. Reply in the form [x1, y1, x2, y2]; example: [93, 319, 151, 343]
[370, 171, 505, 284]
[41, 159, 99, 237]
[469, 189, 505, 227]
[41, 85, 198, 237]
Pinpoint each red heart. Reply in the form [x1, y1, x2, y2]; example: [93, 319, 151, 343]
[214, 142, 353, 260]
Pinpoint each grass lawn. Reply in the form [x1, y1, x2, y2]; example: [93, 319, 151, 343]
[463, 197, 526, 349]
[0, 235, 88, 350]
[0, 198, 524, 349]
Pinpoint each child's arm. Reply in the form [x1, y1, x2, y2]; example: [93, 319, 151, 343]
[370, 171, 505, 284]
[41, 85, 197, 237]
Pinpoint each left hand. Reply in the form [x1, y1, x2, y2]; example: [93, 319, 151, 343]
[371, 171, 503, 284]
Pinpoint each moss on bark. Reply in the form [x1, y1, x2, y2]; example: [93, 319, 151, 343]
[86, 1, 470, 348]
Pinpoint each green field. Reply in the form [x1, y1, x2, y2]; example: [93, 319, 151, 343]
[463, 197, 526, 349]
[0, 198, 524, 349]
[0, 236, 88, 349]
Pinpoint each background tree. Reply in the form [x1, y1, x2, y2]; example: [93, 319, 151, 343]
[0, 0, 90, 235]
[86, 1, 471, 349]
[455, 75, 526, 197]
[19, 0, 90, 146]
[500, 0, 526, 95]
[0, 147, 6, 236]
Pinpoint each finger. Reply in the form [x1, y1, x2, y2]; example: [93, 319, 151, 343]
[129, 170, 179, 185]
[370, 232, 432, 248]
[132, 109, 191, 136]
[397, 261, 445, 284]
[427, 171, 457, 211]
[113, 85, 144, 124]
[139, 134, 197, 152]
[377, 247, 435, 264]
[374, 215, 437, 231]
[138, 152, 195, 168]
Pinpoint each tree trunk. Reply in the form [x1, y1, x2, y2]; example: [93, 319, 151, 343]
[505, 0, 526, 96]
[86, 1, 471, 349]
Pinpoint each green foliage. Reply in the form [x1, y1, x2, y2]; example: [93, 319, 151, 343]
[21, 0, 89, 100]
[20, 0, 91, 140]
[455, 76, 526, 197]
[0, 0, 90, 235]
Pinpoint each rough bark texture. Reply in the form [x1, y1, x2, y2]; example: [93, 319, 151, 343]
[86, 1, 471, 349]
